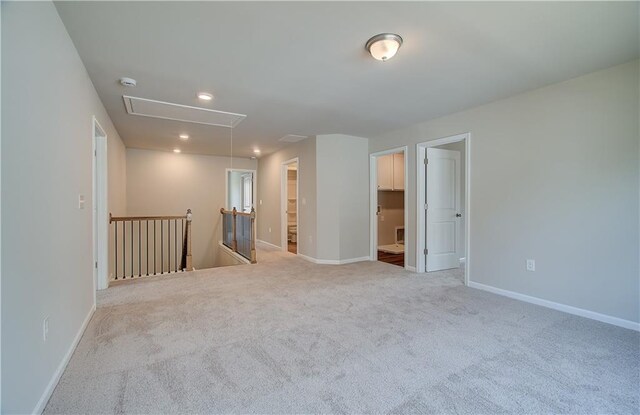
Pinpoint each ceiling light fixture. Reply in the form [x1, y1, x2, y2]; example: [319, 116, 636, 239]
[253, 149, 261, 154]
[173, 148, 181, 153]
[365, 33, 403, 62]
[119, 77, 137, 87]
[197, 92, 213, 101]
[179, 134, 189, 140]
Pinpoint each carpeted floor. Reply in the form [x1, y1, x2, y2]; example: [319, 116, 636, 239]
[44, 243, 639, 414]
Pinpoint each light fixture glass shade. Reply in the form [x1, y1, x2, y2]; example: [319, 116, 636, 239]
[366, 33, 403, 61]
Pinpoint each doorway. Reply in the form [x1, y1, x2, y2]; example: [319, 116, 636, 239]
[281, 158, 298, 254]
[370, 147, 408, 268]
[92, 117, 108, 293]
[226, 169, 256, 213]
[417, 133, 470, 284]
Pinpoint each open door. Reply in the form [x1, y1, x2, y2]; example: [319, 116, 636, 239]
[425, 147, 461, 271]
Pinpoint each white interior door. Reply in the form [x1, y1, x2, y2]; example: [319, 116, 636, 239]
[426, 148, 461, 271]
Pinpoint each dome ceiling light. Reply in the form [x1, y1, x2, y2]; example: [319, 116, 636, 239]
[365, 33, 403, 62]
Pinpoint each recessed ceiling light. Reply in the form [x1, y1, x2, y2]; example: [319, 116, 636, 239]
[253, 149, 261, 154]
[197, 92, 213, 101]
[250, 156, 257, 160]
[179, 134, 189, 140]
[365, 33, 403, 61]
[173, 148, 181, 153]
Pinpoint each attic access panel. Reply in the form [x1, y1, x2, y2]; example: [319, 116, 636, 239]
[123, 95, 246, 128]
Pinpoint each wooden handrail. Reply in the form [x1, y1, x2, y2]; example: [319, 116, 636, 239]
[219, 208, 253, 217]
[110, 214, 187, 222]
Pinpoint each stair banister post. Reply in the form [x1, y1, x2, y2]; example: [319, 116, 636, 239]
[232, 207, 238, 252]
[250, 207, 257, 264]
[186, 209, 193, 271]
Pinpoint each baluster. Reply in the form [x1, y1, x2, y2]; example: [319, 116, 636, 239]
[161, 220, 164, 274]
[146, 220, 149, 277]
[122, 221, 126, 278]
[114, 217, 118, 280]
[174, 219, 177, 272]
[154, 220, 157, 275]
[138, 220, 141, 277]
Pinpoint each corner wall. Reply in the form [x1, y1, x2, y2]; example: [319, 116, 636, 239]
[257, 137, 317, 257]
[1, 1, 127, 412]
[369, 60, 640, 324]
[316, 134, 370, 262]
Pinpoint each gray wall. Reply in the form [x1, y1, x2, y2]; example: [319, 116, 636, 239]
[1, 2, 127, 412]
[316, 134, 370, 261]
[126, 149, 256, 270]
[257, 137, 317, 258]
[369, 60, 639, 323]
[257, 134, 370, 262]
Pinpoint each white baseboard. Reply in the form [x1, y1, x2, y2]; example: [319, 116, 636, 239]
[468, 281, 639, 332]
[405, 265, 417, 272]
[298, 254, 370, 265]
[256, 239, 281, 250]
[33, 303, 96, 414]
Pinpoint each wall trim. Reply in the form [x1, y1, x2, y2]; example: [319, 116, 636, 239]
[468, 281, 640, 332]
[405, 265, 417, 272]
[256, 239, 281, 250]
[298, 254, 371, 265]
[33, 304, 96, 414]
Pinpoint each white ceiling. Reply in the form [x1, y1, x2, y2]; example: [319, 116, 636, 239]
[55, 1, 639, 158]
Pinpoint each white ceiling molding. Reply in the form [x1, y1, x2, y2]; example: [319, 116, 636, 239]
[123, 95, 246, 128]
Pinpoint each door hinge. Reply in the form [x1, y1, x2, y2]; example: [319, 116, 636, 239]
[424, 248, 428, 255]
[94, 150, 97, 157]
[424, 203, 428, 210]
[95, 261, 98, 269]
[424, 158, 428, 165]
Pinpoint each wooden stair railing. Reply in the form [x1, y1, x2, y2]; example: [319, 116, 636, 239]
[109, 209, 193, 280]
[220, 207, 257, 263]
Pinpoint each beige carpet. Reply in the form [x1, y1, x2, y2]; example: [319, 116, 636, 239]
[45, 244, 639, 414]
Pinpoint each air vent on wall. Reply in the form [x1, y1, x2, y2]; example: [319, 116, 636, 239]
[123, 96, 246, 128]
[279, 134, 308, 143]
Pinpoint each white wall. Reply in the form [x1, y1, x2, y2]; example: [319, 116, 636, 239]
[1, 2, 127, 412]
[370, 60, 640, 324]
[126, 149, 256, 270]
[257, 137, 317, 257]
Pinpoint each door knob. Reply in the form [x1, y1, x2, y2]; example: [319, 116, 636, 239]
[455, 213, 462, 217]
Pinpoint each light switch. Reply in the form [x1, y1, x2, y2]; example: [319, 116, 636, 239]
[78, 194, 85, 209]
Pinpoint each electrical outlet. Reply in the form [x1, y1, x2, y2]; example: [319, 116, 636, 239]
[268, 227, 271, 233]
[43, 317, 49, 342]
[380, 215, 385, 221]
[302, 197, 306, 205]
[526, 259, 536, 272]
[259, 199, 263, 205]
[78, 194, 85, 209]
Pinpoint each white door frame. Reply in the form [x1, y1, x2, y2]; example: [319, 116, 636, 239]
[281, 158, 299, 253]
[225, 168, 257, 212]
[369, 146, 409, 270]
[417, 133, 471, 285]
[92, 116, 109, 293]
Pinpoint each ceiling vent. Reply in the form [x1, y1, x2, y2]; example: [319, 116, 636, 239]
[279, 134, 308, 143]
[123, 96, 246, 128]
